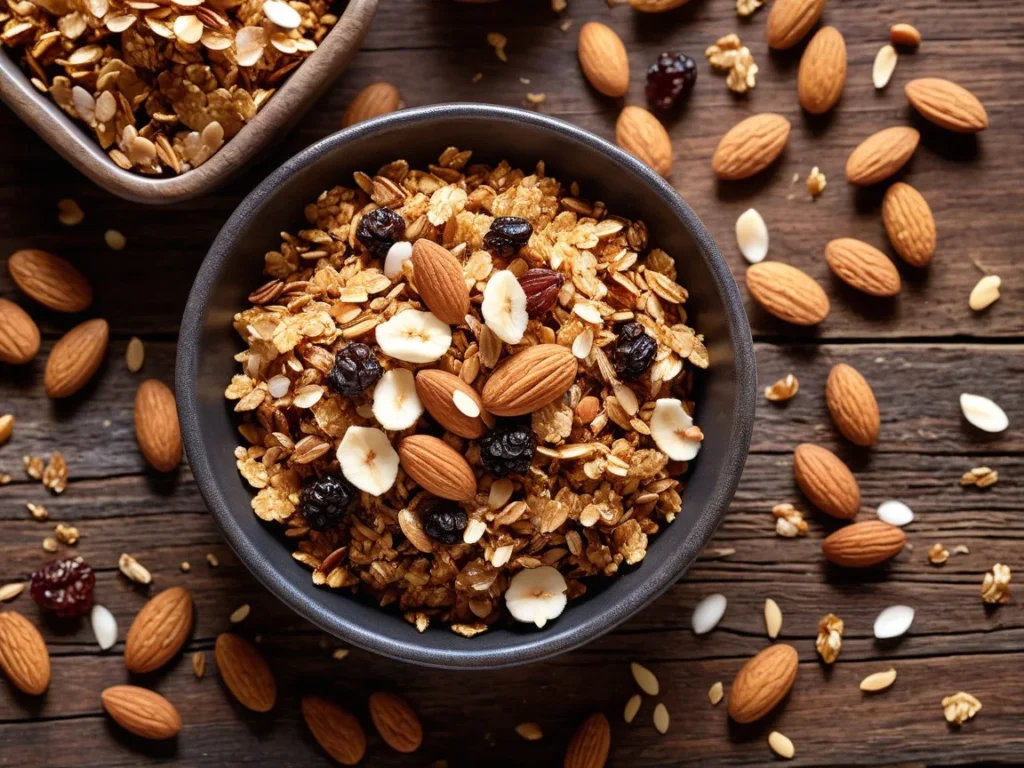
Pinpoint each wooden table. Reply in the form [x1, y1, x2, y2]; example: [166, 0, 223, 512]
[1, 1, 1021, 765]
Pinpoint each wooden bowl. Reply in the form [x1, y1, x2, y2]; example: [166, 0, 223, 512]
[0, 0, 377, 205]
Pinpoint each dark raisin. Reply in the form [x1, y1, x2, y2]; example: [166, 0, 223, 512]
[613, 321, 658, 379]
[482, 217, 533, 258]
[645, 52, 698, 111]
[479, 420, 535, 477]
[356, 207, 406, 258]
[327, 343, 383, 397]
[301, 474, 356, 531]
[422, 504, 469, 545]
[29, 557, 95, 618]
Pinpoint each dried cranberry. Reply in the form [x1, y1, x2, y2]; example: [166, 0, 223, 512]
[30, 557, 95, 618]
[645, 53, 698, 111]
[483, 217, 533, 258]
[356, 207, 406, 258]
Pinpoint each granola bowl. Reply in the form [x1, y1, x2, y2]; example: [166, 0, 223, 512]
[178, 103, 756, 669]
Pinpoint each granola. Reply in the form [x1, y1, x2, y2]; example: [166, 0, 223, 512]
[0, 0, 342, 175]
[226, 148, 708, 635]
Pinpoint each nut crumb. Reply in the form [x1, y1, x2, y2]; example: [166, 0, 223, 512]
[54, 523, 79, 545]
[230, 604, 251, 624]
[24, 455, 44, 480]
[332, 648, 350, 661]
[552, 0, 567, 10]
[981, 563, 1011, 604]
[42, 452, 68, 494]
[105, 230, 127, 251]
[515, 722, 544, 741]
[708, 680, 724, 705]
[942, 692, 981, 725]
[125, 337, 145, 373]
[953, 544, 971, 555]
[471, 72, 483, 84]
[928, 542, 949, 565]
[57, 199, 84, 226]
[0, 414, 13, 444]
[806, 167, 827, 197]
[42, 536, 59, 553]
[773, 503, 808, 537]
[180, 561, 191, 573]
[559, 19, 573, 32]
[705, 34, 758, 94]
[764, 374, 799, 402]
[736, 0, 763, 16]
[192, 651, 206, 679]
[27, 503, 49, 521]
[487, 32, 508, 62]
[118, 553, 152, 585]
[0, 582, 26, 602]
[960, 466, 997, 488]
[206, 553, 220, 567]
[816, 613, 843, 664]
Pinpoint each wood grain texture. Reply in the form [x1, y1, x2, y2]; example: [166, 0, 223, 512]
[0, 0, 1022, 765]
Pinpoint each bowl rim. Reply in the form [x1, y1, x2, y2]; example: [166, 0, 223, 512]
[177, 103, 756, 669]
[0, 0, 377, 205]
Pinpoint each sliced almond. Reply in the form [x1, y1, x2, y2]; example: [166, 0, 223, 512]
[630, 662, 659, 696]
[860, 668, 898, 692]
[764, 598, 783, 639]
[736, 208, 768, 264]
[872, 44, 898, 89]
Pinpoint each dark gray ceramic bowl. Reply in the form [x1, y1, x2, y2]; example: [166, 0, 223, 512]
[177, 103, 756, 669]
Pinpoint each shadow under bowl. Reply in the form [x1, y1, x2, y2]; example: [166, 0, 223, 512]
[177, 103, 756, 669]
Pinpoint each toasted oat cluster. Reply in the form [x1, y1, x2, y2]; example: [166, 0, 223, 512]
[0, 0, 339, 174]
[226, 147, 709, 637]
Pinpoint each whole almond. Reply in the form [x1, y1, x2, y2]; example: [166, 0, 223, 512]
[728, 644, 799, 723]
[369, 691, 423, 753]
[8, 249, 92, 312]
[712, 114, 791, 180]
[822, 520, 906, 567]
[415, 369, 485, 438]
[745, 262, 829, 326]
[411, 239, 470, 325]
[398, 435, 477, 501]
[101, 685, 182, 740]
[846, 126, 919, 186]
[882, 182, 936, 267]
[302, 695, 367, 765]
[905, 78, 988, 133]
[564, 712, 611, 768]
[482, 343, 578, 416]
[342, 82, 401, 127]
[766, 0, 827, 50]
[630, 0, 690, 10]
[0, 611, 50, 695]
[616, 106, 672, 177]
[215, 632, 277, 712]
[0, 299, 41, 364]
[134, 379, 182, 472]
[826, 363, 881, 446]
[797, 27, 846, 114]
[44, 318, 108, 398]
[578, 22, 629, 98]
[890, 23, 921, 47]
[124, 586, 194, 673]
[793, 443, 861, 519]
[824, 238, 901, 297]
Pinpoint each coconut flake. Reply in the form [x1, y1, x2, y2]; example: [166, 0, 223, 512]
[90, 604, 118, 650]
[691, 593, 727, 635]
[873, 605, 915, 639]
[960, 393, 1008, 433]
[873, 44, 898, 89]
[876, 500, 914, 527]
[735, 208, 768, 264]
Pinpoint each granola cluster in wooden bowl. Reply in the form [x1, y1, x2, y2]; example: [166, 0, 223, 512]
[225, 146, 711, 638]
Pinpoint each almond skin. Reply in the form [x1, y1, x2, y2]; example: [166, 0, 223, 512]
[728, 644, 799, 723]
[302, 695, 367, 765]
[124, 586, 194, 674]
[101, 685, 182, 740]
[824, 238, 901, 297]
[846, 126, 919, 186]
[793, 443, 861, 519]
[134, 379, 182, 472]
[826, 363, 881, 446]
[411, 239, 470, 325]
[482, 343, 578, 417]
[577, 22, 629, 98]
[905, 78, 988, 133]
[766, 0, 827, 50]
[0, 611, 50, 695]
[342, 82, 401, 127]
[712, 114, 791, 180]
[8, 249, 92, 312]
[0, 299, 41, 364]
[369, 692, 423, 754]
[415, 369, 485, 438]
[882, 182, 936, 267]
[822, 520, 906, 567]
[44, 318, 108, 398]
[798, 27, 846, 114]
[616, 106, 672, 177]
[398, 435, 477, 501]
[745, 262, 829, 326]
[564, 712, 611, 768]
[215, 632, 277, 712]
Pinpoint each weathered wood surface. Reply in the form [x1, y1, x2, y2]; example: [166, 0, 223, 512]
[1, 0, 1022, 765]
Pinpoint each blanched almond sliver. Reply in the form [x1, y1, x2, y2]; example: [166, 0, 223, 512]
[860, 668, 898, 692]
[873, 44, 898, 89]
[736, 208, 768, 264]
[236, 26, 266, 67]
